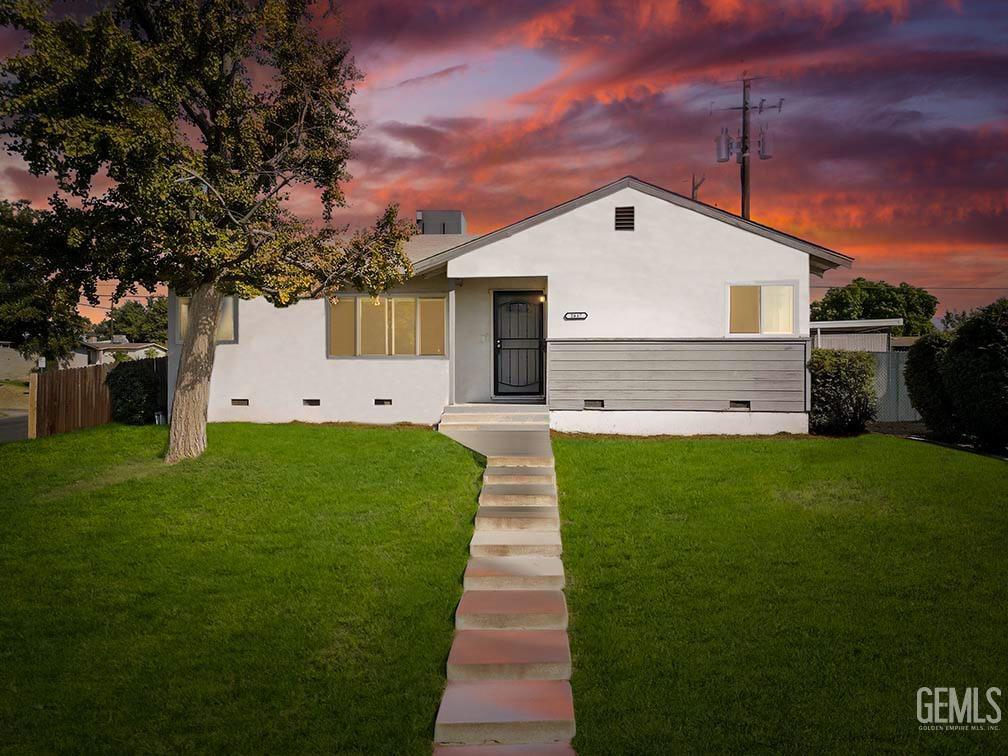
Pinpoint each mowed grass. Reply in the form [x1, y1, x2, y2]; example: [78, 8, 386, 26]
[555, 433, 1008, 754]
[0, 423, 482, 753]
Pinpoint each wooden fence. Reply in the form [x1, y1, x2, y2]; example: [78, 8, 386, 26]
[28, 357, 168, 439]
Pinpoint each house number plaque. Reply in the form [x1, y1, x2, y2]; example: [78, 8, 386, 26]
[564, 312, 588, 321]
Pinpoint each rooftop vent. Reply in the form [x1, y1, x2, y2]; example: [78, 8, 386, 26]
[615, 206, 635, 231]
[416, 210, 467, 235]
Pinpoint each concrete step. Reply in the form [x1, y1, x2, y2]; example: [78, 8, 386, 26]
[443, 404, 549, 415]
[476, 506, 559, 532]
[480, 484, 557, 507]
[447, 630, 571, 681]
[464, 557, 565, 591]
[441, 421, 552, 431]
[439, 428, 554, 459]
[434, 680, 576, 745]
[484, 466, 556, 486]
[487, 456, 554, 468]
[473, 510, 556, 532]
[456, 590, 568, 631]
[471, 530, 562, 557]
[434, 744, 575, 756]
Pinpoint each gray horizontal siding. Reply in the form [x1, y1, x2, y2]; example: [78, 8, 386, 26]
[547, 339, 808, 413]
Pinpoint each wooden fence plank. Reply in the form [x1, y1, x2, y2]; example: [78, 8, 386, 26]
[30, 357, 164, 439]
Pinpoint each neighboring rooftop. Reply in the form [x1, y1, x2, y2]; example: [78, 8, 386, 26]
[81, 339, 167, 351]
[404, 234, 479, 265]
[810, 318, 904, 332]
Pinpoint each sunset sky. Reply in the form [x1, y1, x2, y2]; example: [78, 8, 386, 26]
[2, 0, 1006, 320]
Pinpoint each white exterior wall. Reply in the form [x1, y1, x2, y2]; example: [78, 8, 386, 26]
[550, 410, 809, 436]
[447, 186, 811, 340]
[167, 278, 452, 425]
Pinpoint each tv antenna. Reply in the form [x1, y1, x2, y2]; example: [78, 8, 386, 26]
[691, 173, 706, 201]
[712, 74, 783, 219]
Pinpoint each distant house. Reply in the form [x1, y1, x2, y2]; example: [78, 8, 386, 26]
[0, 341, 35, 380]
[169, 175, 857, 436]
[810, 318, 904, 352]
[72, 335, 167, 366]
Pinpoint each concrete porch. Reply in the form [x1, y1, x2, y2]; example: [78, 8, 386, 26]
[438, 404, 552, 459]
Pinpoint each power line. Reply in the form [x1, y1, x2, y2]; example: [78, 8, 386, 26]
[812, 286, 1008, 290]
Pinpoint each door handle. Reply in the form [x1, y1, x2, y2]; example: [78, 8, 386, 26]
[495, 339, 501, 350]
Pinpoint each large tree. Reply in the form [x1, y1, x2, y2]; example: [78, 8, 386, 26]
[92, 297, 168, 343]
[0, 199, 92, 365]
[810, 278, 938, 336]
[1, 1, 413, 462]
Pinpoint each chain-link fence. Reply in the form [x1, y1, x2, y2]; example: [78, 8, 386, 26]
[872, 351, 921, 422]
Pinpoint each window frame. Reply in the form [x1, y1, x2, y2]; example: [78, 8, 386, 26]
[325, 294, 449, 359]
[725, 281, 799, 337]
[174, 294, 239, 345]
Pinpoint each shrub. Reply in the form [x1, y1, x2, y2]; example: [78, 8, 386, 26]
[941, 299, 1008, 450]
[106, 359, 161, 424]
[808, 349, 877, 435]
[905, 331, 959, 439]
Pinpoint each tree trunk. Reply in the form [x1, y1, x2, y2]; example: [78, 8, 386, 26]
[166, 283, 222, 464]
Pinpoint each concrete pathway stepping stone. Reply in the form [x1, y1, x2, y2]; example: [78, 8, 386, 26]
[437, 408, 575, 751]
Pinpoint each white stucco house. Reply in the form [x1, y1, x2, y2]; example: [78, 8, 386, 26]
[167, 176, 853, 435]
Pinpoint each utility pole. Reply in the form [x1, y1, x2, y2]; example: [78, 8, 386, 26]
[713, 75, 783, 220]
[691, 172, 706, 201]
[740, 77, 751, 219]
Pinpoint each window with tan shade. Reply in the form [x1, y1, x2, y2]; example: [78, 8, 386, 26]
[326, 295, 447, 357]
[729, 284, 795, 335]
[419, 298, 446, 355]
[761, 285, 794, 334]
[359, 297, 388, 355]
[176, 296, 237, 344]
[729, 286, 760, 334]
[327, 298, 356, 356]
[391, 298, 417, 355]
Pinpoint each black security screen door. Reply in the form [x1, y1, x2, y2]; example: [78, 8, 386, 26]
[493, 291, 545, 397]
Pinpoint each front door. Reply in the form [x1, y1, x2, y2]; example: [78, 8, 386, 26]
[493, 291, 544, 397]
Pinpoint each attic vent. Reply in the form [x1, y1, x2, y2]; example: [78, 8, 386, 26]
[614, 206, 635, 231]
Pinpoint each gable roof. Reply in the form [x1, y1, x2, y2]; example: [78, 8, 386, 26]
[412, 176, 853, 276]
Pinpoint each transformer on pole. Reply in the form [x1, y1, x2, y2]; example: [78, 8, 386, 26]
[712, 75, 783, 219]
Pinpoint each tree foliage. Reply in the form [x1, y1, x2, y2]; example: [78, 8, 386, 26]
[0, 199, 91, 363]
[0, 0, 414, 305]
[906, 299, 1008, 450]
[1, 0, 415, 459]
[810, 278, 938, 336]
[92, 298, 168, 343]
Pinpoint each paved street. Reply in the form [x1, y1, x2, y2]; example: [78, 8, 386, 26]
[0, 411, 28, 444]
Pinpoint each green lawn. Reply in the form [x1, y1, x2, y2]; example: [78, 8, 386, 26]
[0, 423, 481, 753]
[555, 433, 1008, 754]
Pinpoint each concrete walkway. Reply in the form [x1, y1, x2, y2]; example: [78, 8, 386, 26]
[435, 407, 575, 753]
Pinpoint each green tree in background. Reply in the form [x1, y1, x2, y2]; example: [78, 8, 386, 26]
[92, 298, 168, 344]
[0, 199, 91, 365]
[811, 278, 938, 336]
[1, 1, 414, 462]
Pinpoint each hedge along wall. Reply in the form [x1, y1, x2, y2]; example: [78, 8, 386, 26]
[906, 298, 1008, 449]
[808, 349, 877, 435]
[104, 357, 169, 425]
